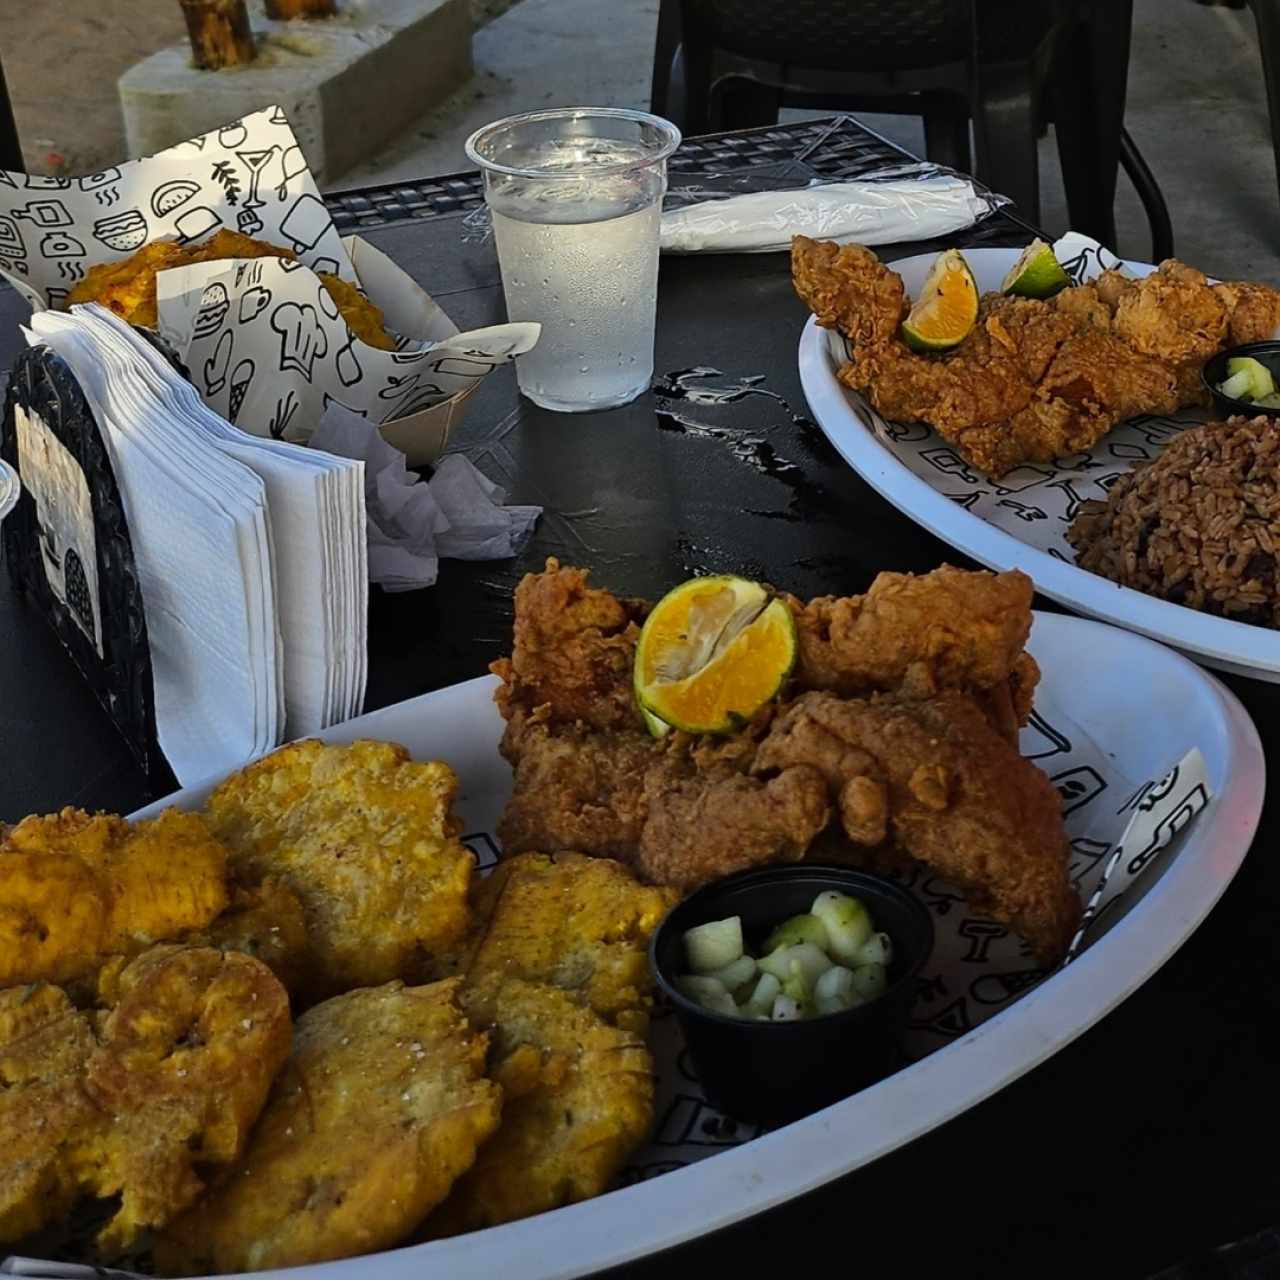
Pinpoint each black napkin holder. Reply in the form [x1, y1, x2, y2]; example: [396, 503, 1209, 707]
[1, 343, 159, 780]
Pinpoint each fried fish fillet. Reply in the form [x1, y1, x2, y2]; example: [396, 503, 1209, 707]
[754, 691, 1080, 963]
[204, 739, 475, 1000]
[422, 979, 654, 1238]
[154, 978, 501, 1276]
[67, 229, 397, 349]
[0, 807, 230, 988]
[791, 236, 1280, 477]
[454, 852, 678, 1032]
[0, 945, 291, 1258]
[493, 560, 1078, 961]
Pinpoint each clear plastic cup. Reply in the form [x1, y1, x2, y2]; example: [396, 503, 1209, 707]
[466, 107, 681, 413]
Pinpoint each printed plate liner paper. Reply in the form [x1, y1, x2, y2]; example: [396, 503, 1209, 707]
[0, 107, 357, 307]
[822, 233, 1216, 557]
[154, 255, 539, 444]
[0, 107, 540, 445]
[2, 681, 1210, 1276]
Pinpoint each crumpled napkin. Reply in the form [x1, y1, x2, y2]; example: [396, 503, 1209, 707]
[309, 403, 541, 591]
[659, 175, 994, 254]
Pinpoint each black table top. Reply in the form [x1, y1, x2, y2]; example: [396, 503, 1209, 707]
[0, 118, 1273, 1280]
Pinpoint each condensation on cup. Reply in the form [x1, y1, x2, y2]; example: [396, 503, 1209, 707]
[466, 107, 681, 413]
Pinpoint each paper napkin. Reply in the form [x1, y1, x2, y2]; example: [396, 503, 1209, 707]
[310, 403, 542, 592]
[660, 175, 994, 254]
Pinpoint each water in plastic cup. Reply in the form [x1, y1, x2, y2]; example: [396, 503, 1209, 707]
[466, 108, 681, 413]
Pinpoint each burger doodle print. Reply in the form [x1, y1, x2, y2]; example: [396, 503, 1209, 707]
[0, 106, 357, 307]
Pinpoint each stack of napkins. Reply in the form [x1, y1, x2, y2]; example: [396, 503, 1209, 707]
[24, 304, 367, 786]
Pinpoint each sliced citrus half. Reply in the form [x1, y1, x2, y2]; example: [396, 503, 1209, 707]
[901, 249, 979, 352]
[634, 576, 797, 735]
[1001, 239, 1070, 298]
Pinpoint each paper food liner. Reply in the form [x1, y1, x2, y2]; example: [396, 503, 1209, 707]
[4, 675, 1212, 1277]
[152, 250, 538, 450]
[822, 232, 1215, 556]
[0, 106, 355, 307]
[0, 106, 539, 466]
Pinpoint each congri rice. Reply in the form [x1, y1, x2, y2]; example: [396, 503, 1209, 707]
[1067, 416, 1280, 628]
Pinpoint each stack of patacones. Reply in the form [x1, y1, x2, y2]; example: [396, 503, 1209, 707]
[0, 743, 675, 1274]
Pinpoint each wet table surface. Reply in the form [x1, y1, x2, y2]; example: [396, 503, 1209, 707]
[0, 119, 1276, 1280]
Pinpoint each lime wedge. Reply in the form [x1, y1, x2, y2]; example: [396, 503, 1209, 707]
[901, 249, 979, 352]
[634, 576, 797, 735]
[1001, 239, 1071, 299]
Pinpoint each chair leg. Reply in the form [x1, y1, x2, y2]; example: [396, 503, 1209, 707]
[649, 0, 683, 118]
[716, 76, 783, 131]
[1250, 0, 1280, 239]
[970, 60, 1041, 224]
[921, 92, 971, 172]
[1050, 0, 1131, 249]
[1119, 128, 1174, 261]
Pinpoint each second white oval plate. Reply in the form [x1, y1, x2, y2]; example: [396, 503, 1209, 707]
[797, 246, 1280, 681]
[120, 609, 1263, 1280]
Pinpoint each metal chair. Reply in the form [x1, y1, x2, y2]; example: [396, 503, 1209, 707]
[652, 0, 1174, 260]
[0, 57, 21, 173]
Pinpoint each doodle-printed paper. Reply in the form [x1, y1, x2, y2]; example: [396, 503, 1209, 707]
[154, 254, 539, 444]
[0, 105, 354, 309]
[821, 233, 1216, 565]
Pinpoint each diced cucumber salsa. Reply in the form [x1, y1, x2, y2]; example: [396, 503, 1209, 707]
[677, 892, 892, 1021]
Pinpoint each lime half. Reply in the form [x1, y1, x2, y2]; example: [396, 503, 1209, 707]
[901, 249, 979, 352]
[634, 576, 797, 735]
[1001, 239, 1071, 299]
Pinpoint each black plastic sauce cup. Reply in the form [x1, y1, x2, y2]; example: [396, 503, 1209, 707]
[1203, 341, 1280, 419]
[649, 865, 934, 1127]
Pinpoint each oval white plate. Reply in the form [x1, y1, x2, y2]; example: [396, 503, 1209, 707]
[0, 458, 18, 523]
[122, 611, 1263, 1280]
[798, 246, 1280, 682]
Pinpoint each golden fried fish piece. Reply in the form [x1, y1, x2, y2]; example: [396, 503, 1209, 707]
[0, 946, 291, 1258]
[154, 978, 501, 1276]
[67, 229, 397, 348]
[204, 740, 475, 1000]
[0, 984, 98, 1243]
[422, 979, 654, 1237]
[0, 807, 230, 988]
[459, 852, 677, 1032]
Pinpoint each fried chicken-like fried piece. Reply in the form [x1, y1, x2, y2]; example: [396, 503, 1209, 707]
[1215, 279, 1280, 345]
[786, 564, 1037, 701]
[458, 852, 678, 1031]
[422, 979, 654, 1238]
[154, 978, 499, 1276]
[755, 691, 1079, 963]
[0, 946, 291, 1257]
[793, 236, 1280, 477]
[492, 559, 647, 732]
[67, 229, 397, 348]
[494, 560, 1038, 890]
[790, 237, 906, 346]
[204, 739, 474, 1001]
[0, 807, 230, 988]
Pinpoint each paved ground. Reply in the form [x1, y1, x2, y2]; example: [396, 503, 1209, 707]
[1, 0, 1277, 278]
